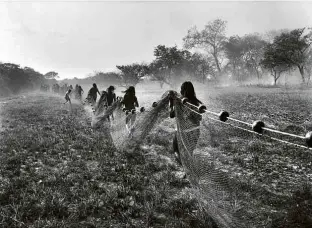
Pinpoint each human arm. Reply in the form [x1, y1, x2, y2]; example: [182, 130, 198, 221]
[169, 91, 175, 118]
[113, 93, 116, 102]
[134, 96, 139, 107]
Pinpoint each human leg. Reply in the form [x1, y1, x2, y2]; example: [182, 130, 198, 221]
[173, 131, 182, 165]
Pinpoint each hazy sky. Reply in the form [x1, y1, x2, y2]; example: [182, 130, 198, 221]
[0, 1, 312, 79]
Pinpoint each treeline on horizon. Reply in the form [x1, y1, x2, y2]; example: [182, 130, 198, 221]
[0, 62, 61, 97]
[2, 19, 312, 97]
[64, 19, 312, 88]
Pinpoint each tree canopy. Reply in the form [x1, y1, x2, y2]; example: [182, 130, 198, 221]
[261, 28, 312, 84]
[0, 63, 47, 97]
[183, 19, 227, 75]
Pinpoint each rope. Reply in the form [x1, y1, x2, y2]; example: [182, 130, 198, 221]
[262, 127, 305, 139]
[181, 99, 307, 141]
[204, 116, 312, 151]
[228, 117, 252, 126]
[181, 100, 311, 151]
[183, 100, 252, 126]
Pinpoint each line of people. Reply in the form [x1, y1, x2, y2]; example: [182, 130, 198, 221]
[81, 83, 138, 136]
[40, 84, 50, 92]
[64, 81, 203, 165]
[63, 84, 84, 108]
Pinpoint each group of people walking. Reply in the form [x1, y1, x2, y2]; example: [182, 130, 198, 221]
[63, 84, 84, 107]
[64, 81, 203, 165]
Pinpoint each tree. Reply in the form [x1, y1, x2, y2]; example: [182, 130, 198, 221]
[304, 47, 312, 85]
[223, 35, 245, 81]
[223, 34, 267, 82]
[148, 60, 168, 88]
[241, 34, 267, 80]
[90, 71, 122, 85]
[183, 19, 227, 77]
[263, 29, 290, 43]
[269, 28, 312, 83]
[0, 63, 29, 93]
[261, 43, 293, 85]
[0, 63, 45, 96]
[116, 63, 149, 87]
[149, 45, 193, 87]
[23, 67, 45, 88]
[188, 53, 215, 83]
[44, 71, 59, 79]
[0, 63, 10, 97]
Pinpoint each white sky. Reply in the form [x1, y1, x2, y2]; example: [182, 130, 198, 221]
[0, 1, 312, 79]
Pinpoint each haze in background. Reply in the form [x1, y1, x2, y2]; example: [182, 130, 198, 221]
[0, 1, 311, 79]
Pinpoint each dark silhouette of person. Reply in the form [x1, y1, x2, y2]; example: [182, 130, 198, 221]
[172, 81, 202, 165]
[87, 83, 101, 106]
[121, 86, 139, 136]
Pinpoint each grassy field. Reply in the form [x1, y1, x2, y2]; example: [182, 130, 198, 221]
[0, 85, 312, 227]
[196, 86, 312, 227]
[0, 92, 213, 228]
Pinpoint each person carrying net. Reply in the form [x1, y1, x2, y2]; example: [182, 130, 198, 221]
[85, 83, 101, 108]
[77, 85, 84, 101]
[95, 90, 108, 115]
[74, 84, 79, 99]
[106, 85, 117, 120]
[121, 86, 139, 137]
[171, 81, 203, 165]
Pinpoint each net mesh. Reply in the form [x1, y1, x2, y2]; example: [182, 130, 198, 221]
[175, 100, 249, 228]
[85, 90, 312, 228]
[91, 91, 171, 151]
[174, 98, 312, 228]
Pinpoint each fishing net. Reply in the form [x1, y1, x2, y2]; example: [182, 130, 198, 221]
[83, 92, 99, 112]
[174, 99, 250, 227]
[174, 97, 312, 228]
[86, 90, 311, 228]
[91, 91, 172, 151]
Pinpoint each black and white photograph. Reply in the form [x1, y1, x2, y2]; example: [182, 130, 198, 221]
[1, 1, 312, 227]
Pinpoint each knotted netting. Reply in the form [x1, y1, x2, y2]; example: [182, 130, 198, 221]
[91, 91, 172, 151]
[173, 96, 312, 228]
[82, 93, 98, 118]
[87, 89, 311, 228]
[173, 97, 245, 228]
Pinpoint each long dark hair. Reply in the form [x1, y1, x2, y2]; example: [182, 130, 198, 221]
[180, 81, 201, 105]
[124, 86, 135, 97]
[107, 85, 115, 94]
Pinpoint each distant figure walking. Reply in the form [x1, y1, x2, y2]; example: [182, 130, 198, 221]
[121, 86, 139, 136]
[64, 89, 72, 111]
[76, 85, 84, 101]
[74, 84, 79, 99]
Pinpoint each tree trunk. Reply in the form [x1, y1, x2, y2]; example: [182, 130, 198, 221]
[256, 68, 260, 81]
[272, 70, 278, 86]
[232, 64, 237, 81]
[213, 49, 221, 73]
[274, 73, 279, 86]
[298, 66, 305, 83]
[202, 71, 205, 84]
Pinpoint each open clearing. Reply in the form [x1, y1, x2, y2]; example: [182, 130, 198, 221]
[0, 86, 312, 227]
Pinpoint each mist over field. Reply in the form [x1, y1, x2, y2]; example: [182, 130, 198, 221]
[1, 1, 312, 228]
